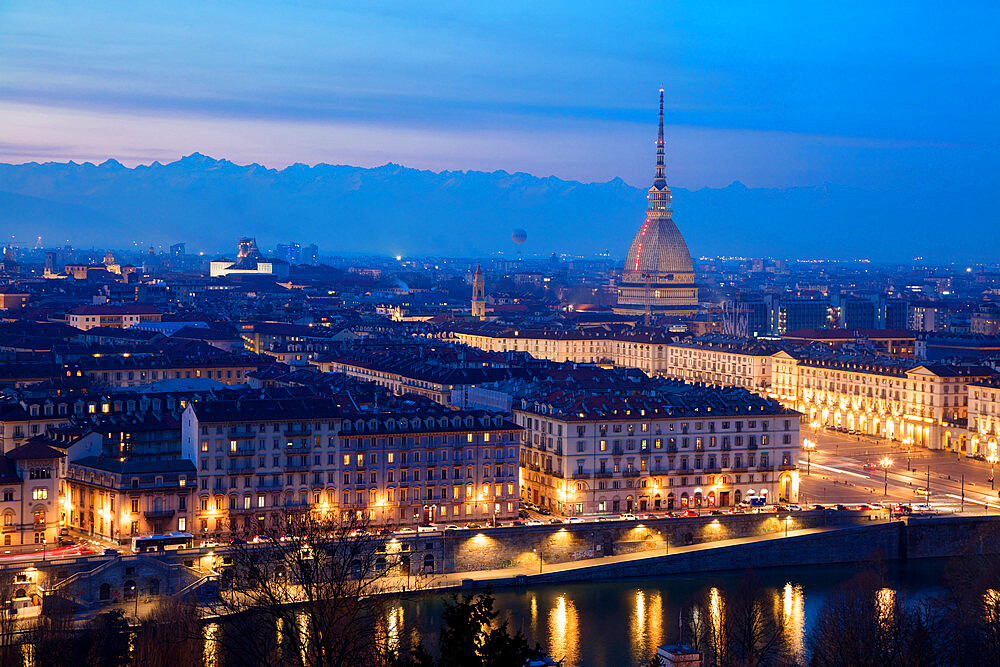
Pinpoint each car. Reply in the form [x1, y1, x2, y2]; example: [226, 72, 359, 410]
[709, 510, 724, 516]
[786, 505, 802, 512]
[511, 520, 525, 526]
[893, 504, 913, 514]
[863, 462, 877, 471]
[464, 523, 483, 529]
[915, 487, 931, 496]
[549, 518, 566, 524]
[103, 548, 119, 556]
[525, 519, 544, 526]
[913, 503, 933, 512]
[396, 527, 416, 534]
[567, 517, 584, 523]
[445, 524, 460, 531]
[683, 510, 698, 517]
[833, 504, 849, 511]
[537, 506, 552, 516]
[57, 536, 73, 546]
[775, 505, 789, 512]
[59, 527, 70, 537]
[230, 538, 247, 545]
[417, 525, 436, 533]
[856, 503, 874, 511]
[809, 504, 826, 510]
[518, 510, 529, 519]
[619, 513, 638, 521]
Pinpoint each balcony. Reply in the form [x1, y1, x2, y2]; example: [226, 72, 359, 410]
[572, 472, 591, 480]
[594, 471, 613, 479]
[284, 442, 311, 453]
[548, 470, 564, 479]
[143, 509, 175, 519]
[622, 470, 640, 477]
[284, 427, 312, 437]
[779, 464, 797, 471]
[284, 463, 311, 472]
[228, 429, 255, 440]
[229, 448, 255, 457]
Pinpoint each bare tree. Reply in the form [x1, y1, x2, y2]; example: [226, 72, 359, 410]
[0, 570, 21, 666]
[687, 572, 793, 667]
[807, 569, 933, 667]
[926, 530, 1000, 666]
[204, 508, 415, 667]
[131, 597, 205, 667]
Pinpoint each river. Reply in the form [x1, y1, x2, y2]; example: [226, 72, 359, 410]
[393, 560, 948, 666]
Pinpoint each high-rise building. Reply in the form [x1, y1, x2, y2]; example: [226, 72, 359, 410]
[471, 264, 486, 320]
[615, 89, 698, 316]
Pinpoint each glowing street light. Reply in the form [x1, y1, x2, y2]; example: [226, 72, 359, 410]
[801, 439, 817, 476]
[988, 452, 998, 490]
[879, 456, 893, 497]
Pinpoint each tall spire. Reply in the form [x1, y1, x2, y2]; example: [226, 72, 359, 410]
[654, 87, 666, 186]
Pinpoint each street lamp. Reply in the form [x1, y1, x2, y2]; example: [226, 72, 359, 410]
[988, 452, 998, 490]
[879, 456, 893, 497]
[802, 439, 816, 476]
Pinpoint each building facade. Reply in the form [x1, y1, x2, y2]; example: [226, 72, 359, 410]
[181, 398, 521, 539]
[513, 390, 800, 515]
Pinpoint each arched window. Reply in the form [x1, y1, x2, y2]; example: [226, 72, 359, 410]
[423, 554, 435, 571]
[99, 583, 111, 600]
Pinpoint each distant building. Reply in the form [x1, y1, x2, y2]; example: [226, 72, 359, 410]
[67, 304, 162, 331]
[0, 287, 29, 311]
[615, 90, 698, 316]
[210, 237, 289, 278]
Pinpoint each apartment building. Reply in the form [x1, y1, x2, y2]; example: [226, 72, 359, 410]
[664, 335, 782, 392]
[968, 379, 1000, 458]
[773, 350, 995, 452]
[450, 324, 680, 377]
[513, 384, 800, 515]
[181, 398, 521, 539]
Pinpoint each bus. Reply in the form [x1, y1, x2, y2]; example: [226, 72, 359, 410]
[131, 532, 194, 553]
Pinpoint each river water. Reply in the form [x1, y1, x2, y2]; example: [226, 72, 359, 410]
[394, 560, 948, 666]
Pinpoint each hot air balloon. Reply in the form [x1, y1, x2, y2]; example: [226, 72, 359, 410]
[511, 229, 527, 244]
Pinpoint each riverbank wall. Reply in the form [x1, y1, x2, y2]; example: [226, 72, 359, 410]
[449, 513, 1000, 589]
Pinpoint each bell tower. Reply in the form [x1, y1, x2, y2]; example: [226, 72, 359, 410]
[471, 265, 485, 320]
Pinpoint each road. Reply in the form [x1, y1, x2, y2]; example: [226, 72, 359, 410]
[800, 427, 1000, 513]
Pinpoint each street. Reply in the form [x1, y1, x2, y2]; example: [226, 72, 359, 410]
[800, 427, 1000, 513]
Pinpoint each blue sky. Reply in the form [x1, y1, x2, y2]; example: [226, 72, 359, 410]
[1, 1, 998, 194]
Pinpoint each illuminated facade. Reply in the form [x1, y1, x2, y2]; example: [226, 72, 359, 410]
[773, 351, 994, 452]
[615, 89, 698, 316]
[514, 392, 799, 514]
[181, 398, 521, 538]
[451, 325, 678, 377]
[968, 380, 1000, 458]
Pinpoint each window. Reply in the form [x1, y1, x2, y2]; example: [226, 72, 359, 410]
[32, 488, 47, 501]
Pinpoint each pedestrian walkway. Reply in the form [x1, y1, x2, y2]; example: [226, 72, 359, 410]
[395, 524, 856, 594]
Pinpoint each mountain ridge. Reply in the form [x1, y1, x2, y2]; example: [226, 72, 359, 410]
[0, 155, 981, 261]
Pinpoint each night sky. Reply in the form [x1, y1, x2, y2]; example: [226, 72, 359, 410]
[2, 2, 998, 246]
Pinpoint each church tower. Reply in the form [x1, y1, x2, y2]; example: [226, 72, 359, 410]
[471, 265, 486, 320]
[614, 88, 698, 316]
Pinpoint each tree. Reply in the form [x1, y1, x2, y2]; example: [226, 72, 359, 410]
[396, 591, 544, 667]
[686, 571, 793, 667]
[926, 532, 1000, 666]
[86, 609, 131, 667]
[807, 569, 933, 667]
[131, 598, 204, 667]
[0, 571, 20, 665]
[205, 507, 411, 667]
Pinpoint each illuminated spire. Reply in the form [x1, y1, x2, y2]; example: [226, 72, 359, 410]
[654, 87, 666, 186]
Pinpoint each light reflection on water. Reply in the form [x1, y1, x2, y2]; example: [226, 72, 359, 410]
[548, 594, 579, 666]
[394, 561, 946, 667]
